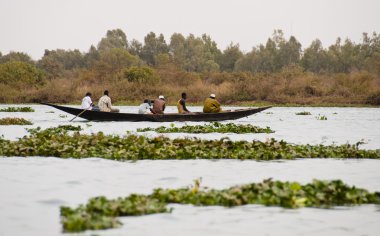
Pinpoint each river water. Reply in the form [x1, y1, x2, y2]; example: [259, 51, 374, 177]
[0, 105, 380, 236]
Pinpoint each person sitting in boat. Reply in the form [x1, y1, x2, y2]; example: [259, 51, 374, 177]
[81, 92, 100, 111]
[138, 99, 152, 114]
[81, 92, 94, 110]
[151, 95, 166, 114]
[177, 92, 192, 114]
[98, 90, 120, 113]
[203, 93, 221, 113]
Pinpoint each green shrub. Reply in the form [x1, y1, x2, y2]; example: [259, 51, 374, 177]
[121, 66, 158, 83]
[0, 61, 44, 86]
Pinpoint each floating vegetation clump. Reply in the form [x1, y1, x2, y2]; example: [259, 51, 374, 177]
[0, 107, 35, 112]
[137, 122, 274, 134]
[0, 126, 378, 160]
[316, 114, 328, 120]
[0, 117, 33, 125]
[26, 125, 82, 135]
[60, 179, 380, 232]
[296, 111, 311, 115]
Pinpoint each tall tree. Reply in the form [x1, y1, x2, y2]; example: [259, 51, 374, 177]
[169, 33, 186, 67]
[84, 45, 100, 68]
[140, 32, 169, 65]
[97, 29, 128, 52]
[301, 39, 328, 73]
[218, 43, 243, 72]
[128, 39, 143, 57]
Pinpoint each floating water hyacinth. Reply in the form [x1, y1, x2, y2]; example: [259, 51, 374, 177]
[0, 107, 34, 112]
[0, 117, 33, 125]
[296, 111, 311, 115]
[0, 126, 379, 160]
[60, 179, 380, 232]
[137, 122, 274, 134]
[316, 114, 328, 120]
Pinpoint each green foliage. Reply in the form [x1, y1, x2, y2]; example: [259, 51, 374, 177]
[37, 49, 85, 80]
[97, 29, 128, 52]
[121, 66, 157, 83]
[137, 122, 274, 134]
[316, 114, 328, 120]
[1, 29, 380, 104]
[95, 48, 140, 77]
[169, 33, 221, 72]
[235, 30, 302, 73]
[0, 127, 379, 159]
[295, 111, 311, 115]
[0, 117, 32, 125]
[0, 107, 34, 112]
[0, 61, 44, 86]
[0, 51, 34, 64]
[60, 179, 380, 232]
[218, 43, 243, 72]
[140, 32, 169, 66]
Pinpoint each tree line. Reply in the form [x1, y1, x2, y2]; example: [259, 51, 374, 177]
[0, 29, 379, 105]
[1, 29, 379, 78]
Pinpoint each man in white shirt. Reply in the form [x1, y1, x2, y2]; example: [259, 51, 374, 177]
[81, 92, 93, 110]
[98, 90, 120, 112]
[138, 99, 152, 114]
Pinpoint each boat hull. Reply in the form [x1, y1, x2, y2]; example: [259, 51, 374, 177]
[42, 103, 271, 122]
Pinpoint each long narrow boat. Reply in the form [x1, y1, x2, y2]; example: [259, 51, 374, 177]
[42, 103, 271, 122]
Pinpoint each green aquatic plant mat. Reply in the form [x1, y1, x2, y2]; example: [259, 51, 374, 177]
[60, 179, 380, 232]
[316, 114, 328, 120]
[0, 126, 379, 160]
[0, 107, 34, 112]
[295, 111, 311, 115]
[0, 117, 33, 125]
[137, 122, 274, 134]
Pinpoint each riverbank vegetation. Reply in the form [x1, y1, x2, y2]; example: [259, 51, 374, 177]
[137, 122, 274, 134]
[0, 29, 379, 106]
[0, 117, 32, 125]
[0, 126, 378, 160]
[60, 178, 380, 232]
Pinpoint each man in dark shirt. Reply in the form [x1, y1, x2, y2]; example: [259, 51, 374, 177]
[177, 92, 191, 114]
[151, 95, 166, 114]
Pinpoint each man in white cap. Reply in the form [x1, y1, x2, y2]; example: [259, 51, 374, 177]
[203, 93, 221, 113]
[152, 95, 166, 114]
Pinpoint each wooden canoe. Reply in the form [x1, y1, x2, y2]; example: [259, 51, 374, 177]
[42, 103, 271, 122]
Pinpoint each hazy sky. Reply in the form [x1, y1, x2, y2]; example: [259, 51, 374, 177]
[1, 0, 379, 59]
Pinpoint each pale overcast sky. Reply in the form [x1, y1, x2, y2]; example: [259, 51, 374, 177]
[1, 0, 379, 59]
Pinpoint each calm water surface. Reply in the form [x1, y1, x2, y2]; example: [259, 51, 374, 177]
[0, 105, 379, 236]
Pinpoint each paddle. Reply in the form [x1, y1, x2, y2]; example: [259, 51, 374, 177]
[70, 106, 91, 122]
